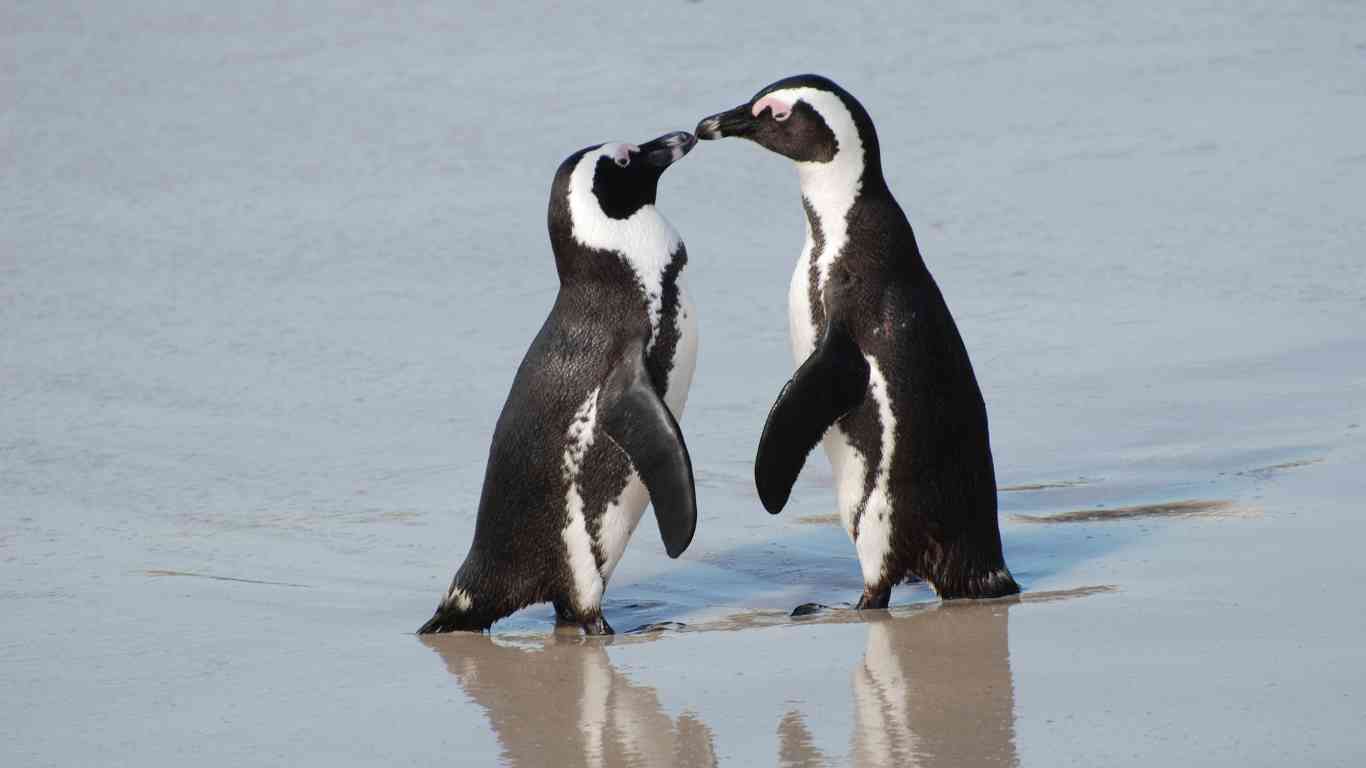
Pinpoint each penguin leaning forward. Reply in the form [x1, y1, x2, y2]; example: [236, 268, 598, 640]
[418, 131, 700, 635]
[695, 75, 1019, 608]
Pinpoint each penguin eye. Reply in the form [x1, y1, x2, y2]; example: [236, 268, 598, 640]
[614, 156, 630, 168]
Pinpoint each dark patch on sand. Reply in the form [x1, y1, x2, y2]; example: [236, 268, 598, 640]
[145, 569, 311, 588]
[1019, 584, 1118, 603]
[1000, 478, 1094, 492]
[1234, 457, 1322, 480]
[610, 599, 666, 610]
[1013, 499, 1253, 524]
[627, 621, 687, 634]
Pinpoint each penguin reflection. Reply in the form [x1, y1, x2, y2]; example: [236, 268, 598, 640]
[779, 602, 1018, 768]
[423, 634, 717, 767]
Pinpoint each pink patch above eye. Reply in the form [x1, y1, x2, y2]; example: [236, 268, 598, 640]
[752, 94, 793, 121]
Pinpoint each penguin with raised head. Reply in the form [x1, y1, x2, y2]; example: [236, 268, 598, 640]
[695, 75, 1018, 606]
[418, 131, 700, 635]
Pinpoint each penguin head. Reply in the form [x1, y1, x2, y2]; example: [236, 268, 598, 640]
[551, 132, 696, 221]
[694, 74, 880, 171]
[548, 131, 696, 276]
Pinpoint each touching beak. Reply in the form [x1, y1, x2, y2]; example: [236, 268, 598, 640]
[695, 104, 754, 140]
[639, 131, 698, 168]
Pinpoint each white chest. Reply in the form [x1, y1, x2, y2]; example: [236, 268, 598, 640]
[787, 205, 863, 529]
[788, 226, 820, 364]
[784, 177, 898, 576]
[787, 161, 859, 365]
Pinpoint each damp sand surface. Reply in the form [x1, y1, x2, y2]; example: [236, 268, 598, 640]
[5, 2, 1366, 766]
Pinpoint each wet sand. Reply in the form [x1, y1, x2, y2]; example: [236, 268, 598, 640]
[5, 2, 1366, 766]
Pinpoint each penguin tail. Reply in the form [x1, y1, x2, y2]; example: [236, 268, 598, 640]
[969, 567, 1021, 599]
[950, 563, 1027, 598]
[416, 611, 466, 635]
[416, 584, 491, 634]
[938, 566, 1021, 601]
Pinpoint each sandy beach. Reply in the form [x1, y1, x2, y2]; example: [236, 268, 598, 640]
[5, 1, 1365, 765]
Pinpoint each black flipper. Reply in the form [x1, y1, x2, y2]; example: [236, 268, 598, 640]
[599, 344, 698, 558]
[755, 315, 869, 514]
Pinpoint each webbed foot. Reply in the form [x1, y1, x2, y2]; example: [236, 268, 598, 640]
[581, 615, 615, 636]
[855, 587, 890, 610]
[554, 601, 615, 636]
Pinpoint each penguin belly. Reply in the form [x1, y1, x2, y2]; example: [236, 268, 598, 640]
[789, 251, 897, 592]
[593, 287, 698, 588]
[787, 235, 820, 363]
[822, 392, 897, 593]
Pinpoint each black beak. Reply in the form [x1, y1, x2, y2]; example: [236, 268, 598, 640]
[695, 104, 754, 140]
[639, 131, 698, 168]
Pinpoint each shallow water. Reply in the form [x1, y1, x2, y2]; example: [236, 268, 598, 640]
[5, 1, 1366, 766]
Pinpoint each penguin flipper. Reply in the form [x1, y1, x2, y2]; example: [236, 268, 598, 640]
[600, 346, 697, 558]
[755, 316, 870, 514]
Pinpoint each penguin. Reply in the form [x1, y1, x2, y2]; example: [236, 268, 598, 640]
[418, 131, 701, 635]
[695, 75, 1019, 605]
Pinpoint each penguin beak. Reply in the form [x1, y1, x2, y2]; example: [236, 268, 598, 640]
[638, 131, 698, 168]
[695, 104, 754, 140]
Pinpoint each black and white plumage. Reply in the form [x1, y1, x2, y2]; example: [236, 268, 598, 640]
[696, 75, 1019, 605]
[418, 131, 700, 635]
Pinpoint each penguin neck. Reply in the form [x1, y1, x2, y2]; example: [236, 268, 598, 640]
[551, 208, 688, 356]
[796, 153, 923, 284]
[552, 203, 683, 287]
[795, 148, 891, 289]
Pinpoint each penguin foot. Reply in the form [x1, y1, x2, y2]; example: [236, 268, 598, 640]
[855, 587, 890, 610]
[791, 603, 832, 617]
[554, 612, 615, 636]
[582, 615, 615, 636]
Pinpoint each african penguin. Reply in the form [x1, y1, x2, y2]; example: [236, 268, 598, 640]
[695, 75, 1019, 605]
[418, 131, 700, 635]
